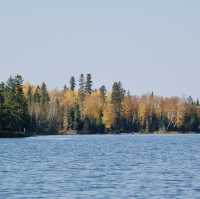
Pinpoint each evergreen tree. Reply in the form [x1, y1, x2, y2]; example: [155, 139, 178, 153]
[70, 76, 76, 91]
[39, 82, 50, 132]
[2, 77, 17, 131]
[78, 74, 85, 115]
[187, 96, 194, 105]
[1, 75, 30, 133]
[111, 82, 125, 105]
[33, 86, 41, 103]
[26, 85, 33, 106]
[0, 83, 5, 130]
[85, 73, 92, 94]
[14, 75, 30, 131]
[73, 104, 81, 130]
[63, 84, 68, 93]
[99, 85, 106, 100]
[196, 99, 199, 106]
[40, 82, 49, 105]
[6, 76, 16, 94]
[111, 82, 125, 131]
[15, 75, 26, 106]
[0, 83, 4, 107]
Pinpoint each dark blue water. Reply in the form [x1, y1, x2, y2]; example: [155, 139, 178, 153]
[0, 134, 200, 199]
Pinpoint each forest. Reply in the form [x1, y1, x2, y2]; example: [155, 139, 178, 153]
[0, 74, 200, 137]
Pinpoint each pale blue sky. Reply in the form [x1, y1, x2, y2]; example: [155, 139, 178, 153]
[0, 0, 200, 98]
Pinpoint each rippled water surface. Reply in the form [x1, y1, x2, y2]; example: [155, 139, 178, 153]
[0, 134, 200, 199]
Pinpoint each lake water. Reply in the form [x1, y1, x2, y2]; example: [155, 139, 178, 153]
[0, 134, 200, 199]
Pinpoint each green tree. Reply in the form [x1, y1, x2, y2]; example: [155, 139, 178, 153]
[85, 73, 92, 94]
[33, 86, 41, 103]
[111, 82, 125, 104]
[26, 85, 33, 105]
[0, 83, 5, 130]
[70, 76, 76, 91]
[15, 75, 30, 131]
[40, 82, 49, 105]
[78, 74, 85, 119]
[99, 85, 106, 100]
[63, 84, 68, 92]
[73, 104, 81, 130]
[1, 75, 30, 133]
[111, 81, 125, 131]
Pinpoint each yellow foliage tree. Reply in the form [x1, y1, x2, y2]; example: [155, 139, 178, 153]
[83, 90, 104, 121]
[122, 96, 133, 121]
[63, 90, 78, 108]
[176, 100, 186, 128]
[102, 102, 115, 130]
[162, 97, 179, 129]
[23, 82, 31, 97]
[138, 98, 148, 127]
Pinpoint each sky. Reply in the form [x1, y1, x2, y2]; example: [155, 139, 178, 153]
[0, 0, 200, 98]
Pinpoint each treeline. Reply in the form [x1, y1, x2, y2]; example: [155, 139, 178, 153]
[0, 74, 200, 136]
[0, 75, 30, 135]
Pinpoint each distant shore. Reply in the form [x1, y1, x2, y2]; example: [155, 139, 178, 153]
[0, 130, 199, 138]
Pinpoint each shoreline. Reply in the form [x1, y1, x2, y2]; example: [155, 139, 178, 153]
[0, 131, 27, 138]
[0, 130, 199, 138]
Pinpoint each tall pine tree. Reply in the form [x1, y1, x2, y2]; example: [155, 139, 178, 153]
[85, 73, 92, 94]
[78, 74, 85, 101]
[111, 81, 125, 131]
[40, 82, 49, 105]
[70, 76, 76, 91]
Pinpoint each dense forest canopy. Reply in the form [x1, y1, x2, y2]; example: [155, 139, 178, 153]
[0, 74, 200, 136]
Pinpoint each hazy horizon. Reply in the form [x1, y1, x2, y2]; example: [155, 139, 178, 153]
[0, 0, 200, 98]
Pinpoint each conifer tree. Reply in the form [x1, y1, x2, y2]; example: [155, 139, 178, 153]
[111, 82, 125, 131]
[0, 83, 4, 108]
[99, 85, 106, 100]
[63, 84, 68, 93]
[70, 76, 76, 91]
[79, 74, 85, 98]
[40, 82, 49, 105]
[73, 104, 81, 130]
[26, 85, 33, 105]
[15, 75, 30, 132]
[85, 73, 92, 94]
[33, 86, 41, 103]
[0, 83, 5, 130]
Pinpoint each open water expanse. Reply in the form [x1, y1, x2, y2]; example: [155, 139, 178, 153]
[0, 134, 200, 199]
